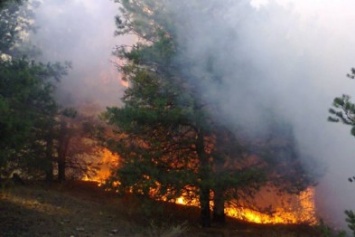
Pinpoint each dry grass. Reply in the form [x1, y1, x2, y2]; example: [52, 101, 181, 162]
[0, 181, 334, 237]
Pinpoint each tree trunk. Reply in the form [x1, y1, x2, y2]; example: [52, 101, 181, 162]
[45, 130, 54, 182]
[57, 121, 70, 182]
[200, 187, 211, 227]
[213, 187, 226, 224]
[196, 128, 211, 227]
[45, 169, 53, 182]
[212, 127, 231, 225]
[57, 158, 65, 182]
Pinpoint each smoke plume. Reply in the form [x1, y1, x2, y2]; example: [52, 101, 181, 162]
[30, 0, 131, 112]
[30, 0, 355, 227]
[165, 0, 355, 227]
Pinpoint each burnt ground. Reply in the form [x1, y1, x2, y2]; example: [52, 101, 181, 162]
[0, 181, 326, 237]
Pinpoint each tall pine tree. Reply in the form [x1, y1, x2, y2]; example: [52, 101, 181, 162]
[105, 0, 316, 227]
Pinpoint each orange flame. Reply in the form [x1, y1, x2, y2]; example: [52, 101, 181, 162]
[82, 148, 119, 183]
[120, 79, 129, 88]
[85, 149, 317, 225]
[174, 187, 316, 225]
[225, 189, 316, 224]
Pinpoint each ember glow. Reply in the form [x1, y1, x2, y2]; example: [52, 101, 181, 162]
[29, 0, 355, 228]
[225, 188, 317, 224]
[86, 150, 317, 225]
[120, 79, 129, 88]
[82, 148, 119, 183]
[173, 187, 317, 225]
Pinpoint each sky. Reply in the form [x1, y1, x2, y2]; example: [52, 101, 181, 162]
[29, 0, 355, 228]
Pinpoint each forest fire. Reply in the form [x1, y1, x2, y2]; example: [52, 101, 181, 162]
[173, 187, 317, 225]
[87, 151, 317, 225]
[82, 148, 119, 183]
[224, 188, 317, 224]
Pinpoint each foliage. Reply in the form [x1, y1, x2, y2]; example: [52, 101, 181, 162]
[0, 58, 69, 177]
[345, 210, 355, 237]
[0, 0, 101, 181]
[328, 68, 355, 237]
[103, 62, 201, 200]
[56, 110, 103, 181]
[329, 68, 355, 135]
[315, 219, 346, 237]
[106, 0, 316, 227]
[0, 0, 39, 59]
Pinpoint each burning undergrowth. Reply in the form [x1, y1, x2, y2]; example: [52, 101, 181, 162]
[48, 0, 322, 226]
[87, 138, 318, 226]
[18, 0, 355, 229]
[225, 186, 316, 224]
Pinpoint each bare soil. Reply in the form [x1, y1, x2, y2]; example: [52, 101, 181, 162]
[0, 181, 322, 237]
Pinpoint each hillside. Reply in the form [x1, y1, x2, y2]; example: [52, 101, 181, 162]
[0, 181, 325, 237]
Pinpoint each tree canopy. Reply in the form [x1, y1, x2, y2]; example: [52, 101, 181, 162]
[104, 0, 315, 227]
[329, 68, 355, 136]
[0, 0, 97, 182]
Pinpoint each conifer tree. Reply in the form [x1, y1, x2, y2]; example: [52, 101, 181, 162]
[329, 68, 355, 134]
[0, 0, 69, 180]
[105, 0, 316, 227]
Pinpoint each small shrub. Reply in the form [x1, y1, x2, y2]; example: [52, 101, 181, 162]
[146, 221, 188, 237]
[316, 219, 346, 237]
[345, 210, 355, 237]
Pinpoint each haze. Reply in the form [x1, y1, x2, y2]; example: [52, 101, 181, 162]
[30, 0, 355, 227]
[31, 0, 132, 111]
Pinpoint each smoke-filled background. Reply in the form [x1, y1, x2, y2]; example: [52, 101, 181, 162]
[30, 0, 133, 112]
[167, 0, 355, 227]
[30, 0, 355, 227]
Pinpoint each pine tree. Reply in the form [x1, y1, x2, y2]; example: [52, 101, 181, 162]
[105, 0, 316, 227]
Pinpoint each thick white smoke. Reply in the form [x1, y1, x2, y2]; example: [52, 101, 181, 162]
[166, 0, 355, 227]
[30, 0, 130, 112]
[29, 0, 355, 227]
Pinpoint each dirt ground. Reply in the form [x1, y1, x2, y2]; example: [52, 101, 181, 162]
[0, 181, 136, 237]
[0, 181, 324, 237]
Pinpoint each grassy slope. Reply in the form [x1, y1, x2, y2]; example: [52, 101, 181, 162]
[0, 181, 323, 237]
